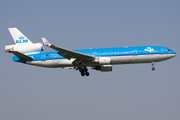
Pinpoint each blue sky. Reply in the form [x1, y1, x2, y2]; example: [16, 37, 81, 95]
[0, 0, 180, 120]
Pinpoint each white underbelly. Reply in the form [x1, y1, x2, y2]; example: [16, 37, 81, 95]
[25, 54, 174, 68]
[25, 59, 74, 68]
[111, 54, 167, 64]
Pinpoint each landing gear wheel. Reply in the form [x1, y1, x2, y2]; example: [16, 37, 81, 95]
[81, 72, 85, 76]
[78, 67, 90, 76]
[84, 67, 88, 72]
[152, 67, 155, 71]
[151, 62, 155, 71]
[86, 72, 89, 76]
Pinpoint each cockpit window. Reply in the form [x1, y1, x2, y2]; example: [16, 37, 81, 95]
[167, 49, 172, 51]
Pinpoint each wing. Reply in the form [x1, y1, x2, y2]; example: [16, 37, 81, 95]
[42, 38, 95, 60]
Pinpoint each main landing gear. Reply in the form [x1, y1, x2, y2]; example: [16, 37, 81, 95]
[77, 67, 90, 76]
[151, 63, 155, 71]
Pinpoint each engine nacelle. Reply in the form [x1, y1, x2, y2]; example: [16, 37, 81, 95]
[92, 65, 112, 72]
[94, 57, 111, 64]
[5, 43, 44, 54]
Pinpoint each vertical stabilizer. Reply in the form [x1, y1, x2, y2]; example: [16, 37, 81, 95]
[8, 28, 33, 44]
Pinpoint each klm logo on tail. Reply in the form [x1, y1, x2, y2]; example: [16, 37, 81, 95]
[16, 36, 28, 43]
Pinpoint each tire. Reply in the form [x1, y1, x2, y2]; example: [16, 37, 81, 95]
[84, 67, 88, 72]
[86, 72, 89, 76]
[81, 72, 85, 76]
[152, 67, 155, 71]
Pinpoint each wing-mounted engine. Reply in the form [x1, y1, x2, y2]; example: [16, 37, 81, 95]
[5, 43, 44, 54]
[94, 57, 111, 64]
[92, 65, 112, 72]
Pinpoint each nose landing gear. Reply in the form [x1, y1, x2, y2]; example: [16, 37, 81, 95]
[151, 63, 155, 71]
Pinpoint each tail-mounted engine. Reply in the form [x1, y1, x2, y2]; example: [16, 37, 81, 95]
[5, 43, 44, 54]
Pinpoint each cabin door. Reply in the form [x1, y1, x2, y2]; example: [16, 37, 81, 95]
[161, 49, 164, 55]
[41, 54, 46, 61]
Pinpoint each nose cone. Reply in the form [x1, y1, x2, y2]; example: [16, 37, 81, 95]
[173, 51, 176, 55]
[172, 50, 176, 56]
[169, 51, 176, 58]
[166, 47, 176, 58]
[172, 52, 176, 57]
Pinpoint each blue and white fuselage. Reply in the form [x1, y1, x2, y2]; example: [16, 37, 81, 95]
[6, 28, 176, 76]
[13, 46, 176, 67]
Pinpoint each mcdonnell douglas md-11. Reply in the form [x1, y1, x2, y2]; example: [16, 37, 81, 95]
[5, 28, 176, 76]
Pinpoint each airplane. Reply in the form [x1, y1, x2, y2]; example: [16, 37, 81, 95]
[5, 28, 176, 76]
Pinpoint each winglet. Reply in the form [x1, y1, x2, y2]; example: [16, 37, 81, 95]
[42, 38, 51, 46]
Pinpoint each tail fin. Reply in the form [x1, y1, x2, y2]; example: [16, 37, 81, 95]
[8, 28, 33, 44]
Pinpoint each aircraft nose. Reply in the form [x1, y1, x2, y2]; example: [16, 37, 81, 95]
[171, 51, 176, 58]
[167, 48, 176, 57]
[173, 52, 176, 57]
[173, 50, 176, 55]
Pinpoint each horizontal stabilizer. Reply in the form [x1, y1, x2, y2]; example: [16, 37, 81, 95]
[9, 51, 33, 60]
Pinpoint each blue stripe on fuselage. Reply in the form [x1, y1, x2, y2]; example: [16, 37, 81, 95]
[12, 46, 176, 62]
